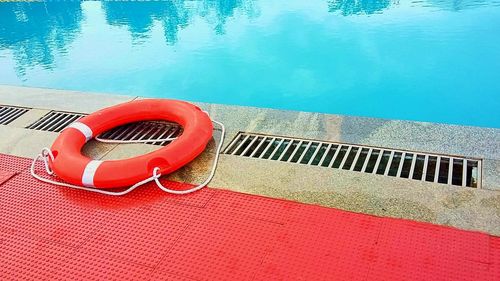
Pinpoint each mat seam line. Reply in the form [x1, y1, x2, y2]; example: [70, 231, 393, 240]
[147, 203, 207, 281]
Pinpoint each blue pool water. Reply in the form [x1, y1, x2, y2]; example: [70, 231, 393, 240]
[1, 1, 499, 128]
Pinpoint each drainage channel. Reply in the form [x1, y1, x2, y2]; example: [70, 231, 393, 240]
[224, 132, 482, 188]
[0, 105, 30, 125]
[26, 110, 85, 132]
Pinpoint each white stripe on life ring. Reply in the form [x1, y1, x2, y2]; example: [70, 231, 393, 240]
[82, 160, 102, 187]
[67, 122, 93, 142]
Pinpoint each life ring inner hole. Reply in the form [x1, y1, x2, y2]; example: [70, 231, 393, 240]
[82, 120, 183, 160]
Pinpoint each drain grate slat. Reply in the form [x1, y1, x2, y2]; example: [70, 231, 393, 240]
[308, 143, 323, 165]
[224, 132, 482, 188]
[269, 139, 285, 160]
[326, 145, 340, 168]
[349, 147, 363, 171]
[232, 134, 250, 155]
[339, 146, 353, 170]
[26, 111, 86, 132]
[461, 159, 468, 187]
[258, 137, 274, 159]
[241, 136, 259, 156]
[372, 149, 384, 174]
[0, 105, 30, 125]
[291, 141, 309, 163]
[151, 125, 171, 146]
[252, 137, 269, 158]
[277, 140, 294, 161]
[448, 158, 455, 185]
[396, 152, 406, 178]
[434, 156, 442, 183]
[297, 141, 313, 164]
[353, 148, 368, 172]
[360, 148, 373, 172]
[364, 149, 380, 173]
[411, 155, 425, 180]
[286, 140, 302, 162]
[316, 143, 331, 166]
[273, 140, 290, 160]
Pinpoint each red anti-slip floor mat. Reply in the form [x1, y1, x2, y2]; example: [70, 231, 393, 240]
[0, 154, 498, 280]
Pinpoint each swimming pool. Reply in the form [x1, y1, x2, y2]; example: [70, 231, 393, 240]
[0, 1, 499, 128]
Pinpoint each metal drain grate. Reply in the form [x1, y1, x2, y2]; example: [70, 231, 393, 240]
[224, 132, 482, 188]
[26, 111, 86, 132]
[0, 105, 30, 125]
[96, 121, 182, 146]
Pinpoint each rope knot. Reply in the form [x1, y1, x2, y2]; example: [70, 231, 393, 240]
[152, 167, 162, 179]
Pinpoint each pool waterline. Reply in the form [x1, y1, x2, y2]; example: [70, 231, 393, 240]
[0, 0, 499, 128]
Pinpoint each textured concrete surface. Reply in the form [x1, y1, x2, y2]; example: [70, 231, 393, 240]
[0, 85, 134, 113]
[1, 85, 499, 236]
[483, 159, 500, 191]
[0, 126, 58, 159]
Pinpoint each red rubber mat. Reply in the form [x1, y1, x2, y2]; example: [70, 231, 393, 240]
[0, 153, 498, 280]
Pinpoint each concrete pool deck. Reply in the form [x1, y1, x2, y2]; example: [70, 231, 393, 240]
[1, 85, 499, 235]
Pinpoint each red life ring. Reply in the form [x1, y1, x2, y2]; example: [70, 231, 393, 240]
[48, 99, 213, 189]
